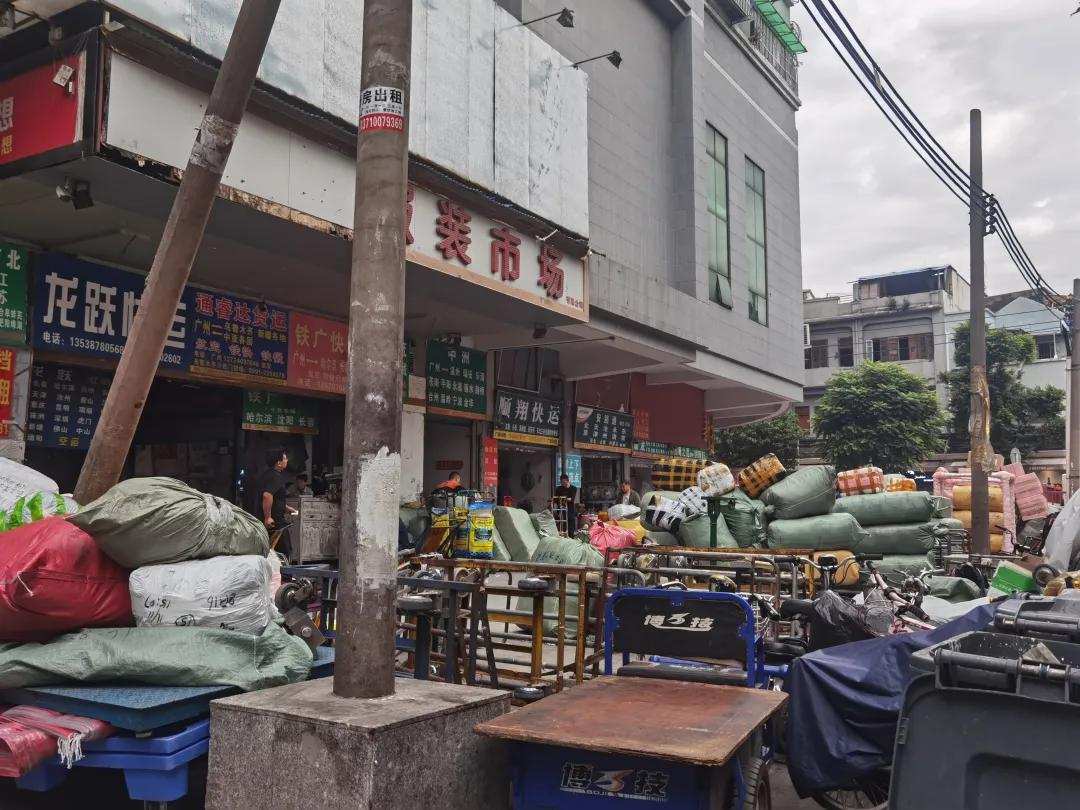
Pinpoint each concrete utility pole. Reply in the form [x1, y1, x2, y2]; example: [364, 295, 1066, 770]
[968, 109, 991, 555]
[74, 0, 281, 504]
[334, 0, 412, 699]
[1069, 278, 1080, 495]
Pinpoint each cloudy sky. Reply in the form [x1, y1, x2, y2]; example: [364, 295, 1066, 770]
[794, 0, 1080, 298]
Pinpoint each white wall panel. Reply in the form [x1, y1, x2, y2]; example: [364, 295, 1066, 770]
[105, 0, 588, 236]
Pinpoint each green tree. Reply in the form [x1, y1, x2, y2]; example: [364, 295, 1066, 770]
[942, 322, 1066, 453]
[713, 411, 802, 469]
[812, 362, 947, 471]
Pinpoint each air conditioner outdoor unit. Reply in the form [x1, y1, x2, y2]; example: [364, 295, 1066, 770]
[803, 323, 812, 348]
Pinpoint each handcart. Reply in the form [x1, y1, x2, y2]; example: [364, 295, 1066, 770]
[475, 587, 787, 808]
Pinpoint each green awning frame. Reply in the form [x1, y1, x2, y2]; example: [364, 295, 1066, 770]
[753, 0, 807, 54]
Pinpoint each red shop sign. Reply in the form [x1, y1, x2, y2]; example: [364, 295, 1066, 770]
[287, 312, 347, 395]
[482, 437, 498, 490]
[0, 348, 14, 439]
[0, 54, 85, 167]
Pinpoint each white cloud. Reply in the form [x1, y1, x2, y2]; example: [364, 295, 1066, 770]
[796, 0, 1080, 298]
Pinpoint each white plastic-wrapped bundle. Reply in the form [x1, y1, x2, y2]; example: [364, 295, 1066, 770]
[129, 555, 272, 634]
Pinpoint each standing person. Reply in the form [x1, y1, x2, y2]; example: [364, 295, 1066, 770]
[554, 473, 579, 532]
[618, 479, 642, 508]
[258, 448, 293, 558]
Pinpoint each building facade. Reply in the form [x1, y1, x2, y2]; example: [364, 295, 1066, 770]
[0, 0, 806, 511]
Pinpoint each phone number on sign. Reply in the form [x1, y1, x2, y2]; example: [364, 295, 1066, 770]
[360, 114, 404, 132]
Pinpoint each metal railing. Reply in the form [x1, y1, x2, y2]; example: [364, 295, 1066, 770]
[712, 0, 800, 96]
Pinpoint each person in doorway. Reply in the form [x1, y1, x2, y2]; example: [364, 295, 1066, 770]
[433, 470, 463, 494]
[554, 473, 579, 531]
[618, 479, 642, 508]
[258, 448, 295, 558]
[293, 473, 313, 497]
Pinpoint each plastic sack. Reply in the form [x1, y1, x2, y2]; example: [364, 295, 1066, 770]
[643, 495, 685, 533]
[1045, 488, 1080, 571]
[530, 509, 560, 538]
[884, 476, 917, 493]
[589, 522, 637, 555]
[715, 489, 769, 548]
[1014, 473, 1050, 521]
[737, 454, 787, 498]
[0, 458, 60, 514]
[640, 491, 682, 531]
[515, 534, 602, 637]
[676, 486, 708, 520]
[652, 457, 707, 491]
[767, 513, 868, 551]
[760, 465, 836, 520]
[615, 519, 647, 544]
[951, 484, 1003, 512]
[0, 622, 312, 692]
[697, 463, 735, 496]
[831, 491, 948, 527]
[802, 589, 892, 652]
[493, 506, 542, 561]
[71, 477, 269, 568]
[0, 517, 132, 643]
[678, 513, 737, 549]
[859, 518, 965, 556]
[836, 466, 884, 497]
[129, 555, 272, 634]
[0, 491, 78, 532]
[608, 503, 640, 521]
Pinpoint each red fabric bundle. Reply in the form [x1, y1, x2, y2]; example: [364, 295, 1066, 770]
[0, 516, 132, 642]
[0, 705, 113, 776]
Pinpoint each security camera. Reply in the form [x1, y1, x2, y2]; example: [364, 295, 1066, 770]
[56, 178, 94, 210]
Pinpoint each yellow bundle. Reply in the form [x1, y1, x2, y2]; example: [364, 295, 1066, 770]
[951, 485, 1003, 512]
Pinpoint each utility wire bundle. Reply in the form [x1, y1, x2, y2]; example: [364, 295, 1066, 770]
[802, 0, 1065, 308]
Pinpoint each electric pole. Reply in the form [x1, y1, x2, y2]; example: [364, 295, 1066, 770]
[333, 0, 412, 699]
[74, 0, 281, 504]
[1069, 278, 1080, 495]
[968, 109, 991, 555]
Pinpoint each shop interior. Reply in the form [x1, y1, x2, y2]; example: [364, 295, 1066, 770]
[497, 443, 554, 514]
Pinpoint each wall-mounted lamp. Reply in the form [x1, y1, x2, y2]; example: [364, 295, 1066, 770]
[520, 7, 574, 29]
[572, 50, 622, 70]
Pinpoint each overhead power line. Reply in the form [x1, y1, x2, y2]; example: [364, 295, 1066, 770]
[802, 0, 1064, 307]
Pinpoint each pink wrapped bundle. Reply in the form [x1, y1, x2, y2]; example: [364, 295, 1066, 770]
[1014, 473, 1050, 521]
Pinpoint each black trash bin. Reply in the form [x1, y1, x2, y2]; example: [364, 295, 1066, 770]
[892, 629, 1080, 808]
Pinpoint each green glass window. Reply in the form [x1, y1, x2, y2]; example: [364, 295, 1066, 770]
[745, 158, 768, 325]
[706, 126, 732, 308]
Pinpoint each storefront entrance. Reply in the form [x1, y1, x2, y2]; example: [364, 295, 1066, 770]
[497, 443, 555, 514]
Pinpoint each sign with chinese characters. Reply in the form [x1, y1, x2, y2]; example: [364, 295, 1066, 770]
[0, 54, 85, 168]
[0, 243, 28, 346]
[559, 762, 672, 802]
[241, 391, 318, 435]
[633, 408, 650, 440]
[563, 451, 582, 488]
[26, 363, 112, 450]
[631, 440, 706, 461]
[493, 389, 562, 447]
[0, 349, 14, 438]
[359, 85, 405, 133]
[482, 436, 498, 491]
[668, 445, 709, 461]
[406, 183, 587, 321]
[574, 406, 633, 455]
[33, 254, 192, 368]
[426, 340, 487, 420]
[287, 312, 347, 395]
[189, 290, 289, 385]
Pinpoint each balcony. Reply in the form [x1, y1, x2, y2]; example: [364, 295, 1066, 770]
[852, 289, 945, 315]
[712, 0, 802, 96]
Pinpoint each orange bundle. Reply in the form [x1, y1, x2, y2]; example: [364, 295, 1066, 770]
[836, 466, 884, 497]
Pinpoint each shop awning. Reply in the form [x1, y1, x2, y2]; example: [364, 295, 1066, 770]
[753, 0, 807, 54]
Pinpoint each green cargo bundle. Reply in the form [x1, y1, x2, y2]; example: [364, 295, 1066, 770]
[514, 534, 603, 637]
[831, 491, 949, 527]
[766, 512, 868, 551]
[493, 506, 543, 561]
[530, 509, 561, 537]
[651, 458, 707, 491]
[876, 553, 935, 578]
[70, 477, 268, 568]
[759, 465, 836, 521]
[715, 489, 769, 548]
[677, 513, 737, 549]
[858, 518, 964, 556]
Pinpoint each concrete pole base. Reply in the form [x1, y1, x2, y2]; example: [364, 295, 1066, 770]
[205, 678, 512, 809]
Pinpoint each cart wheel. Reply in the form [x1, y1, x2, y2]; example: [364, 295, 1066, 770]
[739, 757, 771, 810]
[1033, 563, 1059, 589]
[812, 770, 890, 809]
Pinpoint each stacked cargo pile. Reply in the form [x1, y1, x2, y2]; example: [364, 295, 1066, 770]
[933, 467, 1017, 550]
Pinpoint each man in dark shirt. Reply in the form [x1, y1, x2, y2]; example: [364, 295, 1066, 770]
[554, 473, 578, 532]
[257, 448, 291, 557]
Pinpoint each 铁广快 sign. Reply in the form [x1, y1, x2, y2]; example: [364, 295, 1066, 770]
[494, 389, 562, 447]
[287, 312, 347, 395]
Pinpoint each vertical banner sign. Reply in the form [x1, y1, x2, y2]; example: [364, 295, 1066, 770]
[287, 312, 347, 395]
[0, 348, 14, 438]
[0, 244, 28, 346]
[482, 436, 499, 490]
[359, 85, 405, 133]
[26, 363, 112, 450]
[426, 340, 487, 419]
[564, 451, 583, 488]
[493, 389, 562, 447]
